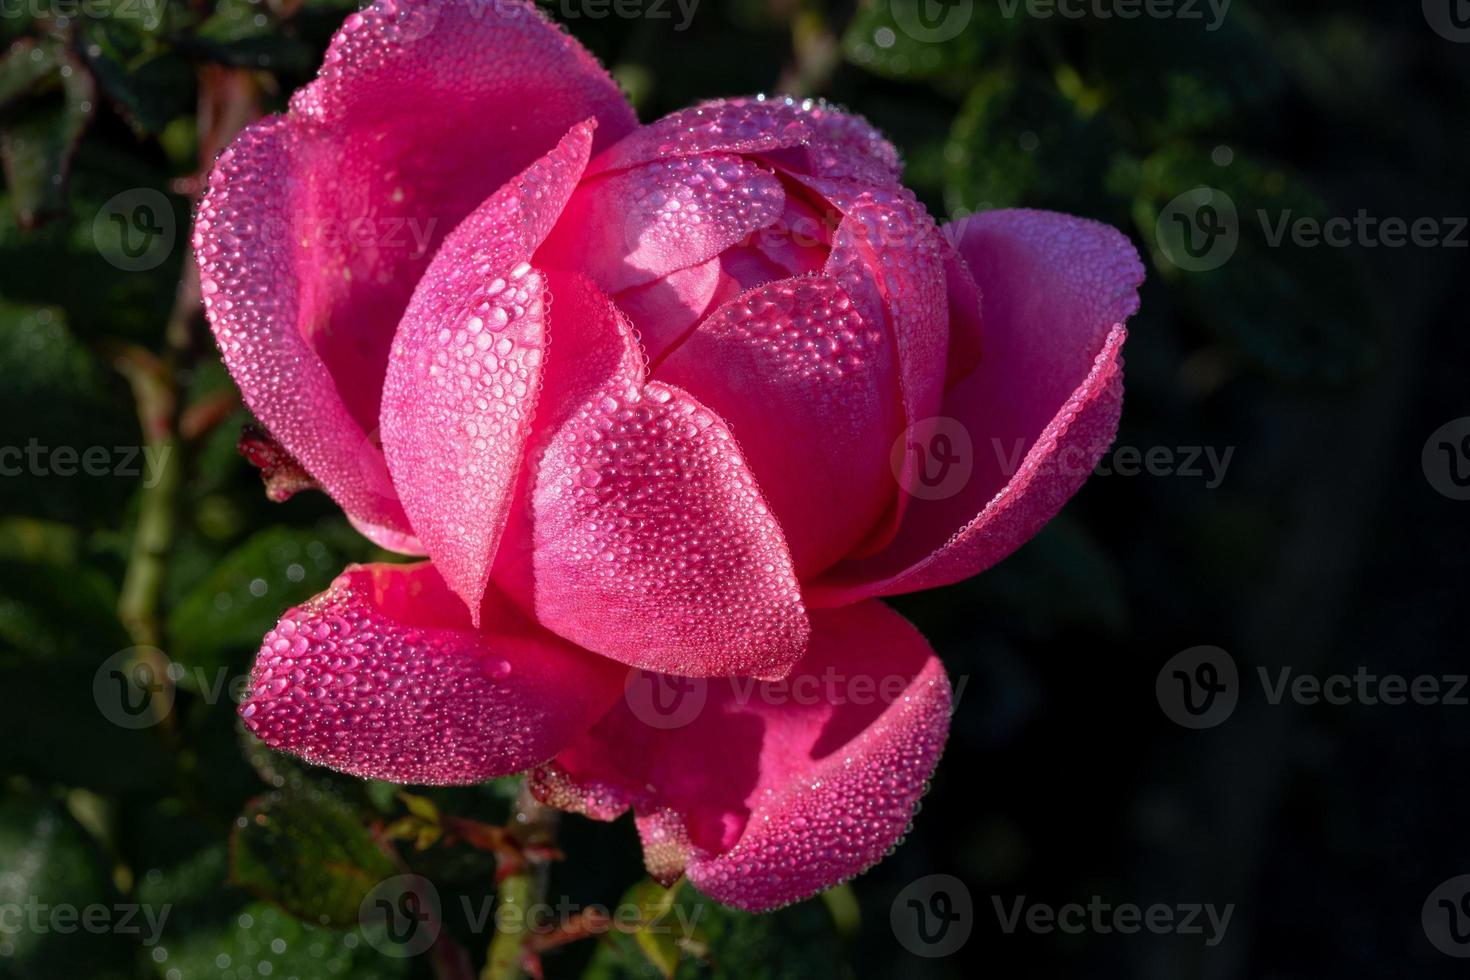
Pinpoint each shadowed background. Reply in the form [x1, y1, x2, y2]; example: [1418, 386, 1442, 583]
[1, 0, 1468, 977]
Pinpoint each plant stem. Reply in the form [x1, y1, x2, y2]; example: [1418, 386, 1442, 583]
[481, 784, 559, 980]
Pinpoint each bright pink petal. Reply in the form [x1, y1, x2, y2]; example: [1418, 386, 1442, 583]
[196, 118, 414, 542]
[530, 601, 951, 911]
[610, 256, 726, 361]
[239, 562, 625, 785]
[537, 154, 785, 294]
[806, 179, 950, 554]
[196, 0, 634, 539]
[589, 96, 902, 186]
[656, 276, 902, 578]
[530, 287, 809, 678]
[809, 209, 1144, 604]
[379, 123, 593, 619]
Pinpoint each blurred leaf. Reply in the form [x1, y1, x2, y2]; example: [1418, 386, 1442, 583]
[944, 70, 1117, 216]
[0, 37, 63, 109]
[0, 303, 140, 525]
[0, 796, 132, 978]
[146, 900, 411, 979]
[1083, 13, 1283, 141]
[0, 558, 174, 794]
[1129, 143, 1380, 385]
[843, 0, 1013, 83]
[80, 21, 194, 135]
[230, 783, 397, 927]
[584, 886, 846, 980]
[165, 524, 368, 682]
[182, 0, 315, 73]
[0, 50, 95, 227]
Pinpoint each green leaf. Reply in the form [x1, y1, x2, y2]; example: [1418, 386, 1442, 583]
[80, 21, 194, 136]
[0, 303, 140, 525]
[1129, 143, 1380, 385]
[229, 783, 398, 927]
[146, 900, 412, 980]
[0, 796, 133, 978]
[843, 0, 1014, 83]
[0, 38, 63, 109]
[0, 50, 95, 227]
[944, 70, 1118, 217]
[165, 524, 371, 682]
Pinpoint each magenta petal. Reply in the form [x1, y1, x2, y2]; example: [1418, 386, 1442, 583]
[538, 154, 785, 294]
[380, 123, 594, 619]
[530, 285, 809, 678]
[530, 601, 951, 911]
[655, 276, 902, 578]
[239, 563, 625, 785]
[196, 0, 633, 540]
[589, 96, 902, 186]
[810, 209, 1145, 604]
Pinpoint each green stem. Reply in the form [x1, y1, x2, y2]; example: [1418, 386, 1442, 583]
[481, 784, 558, 980]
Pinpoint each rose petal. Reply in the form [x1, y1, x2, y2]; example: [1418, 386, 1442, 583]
[809, 209, 1144, 604]
[537, 154, 785, 294]
[530, 286, 809, 678]
[195, 0, 633, 540]
[379, 122, 593, 618]
[530, 600, 951, 911]
[589, 95, 902, 186]
[239, 562, 625, 785]
[656, 276, 902, 577]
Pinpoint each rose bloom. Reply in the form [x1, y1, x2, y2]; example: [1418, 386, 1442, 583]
[197, 0, 1143, 910]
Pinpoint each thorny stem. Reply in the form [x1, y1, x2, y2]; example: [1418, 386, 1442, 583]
[482, 783, 560, 980]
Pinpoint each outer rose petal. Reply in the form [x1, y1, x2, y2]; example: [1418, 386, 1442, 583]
[379, 122, 594, 619]
[656, 276, 902, 578]
[530, 283, 809, 679]
[530, 601, 951, 911]
[239, 563, 624, 785]
[809, 209, 1145, 604]
[588, 95, 902, 186]
[195, 0, 633, 541]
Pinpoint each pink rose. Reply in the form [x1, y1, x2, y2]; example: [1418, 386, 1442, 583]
[197, 0, 1143, 910]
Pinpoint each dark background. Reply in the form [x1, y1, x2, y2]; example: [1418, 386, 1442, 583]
[2, 1, 1468, 978]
